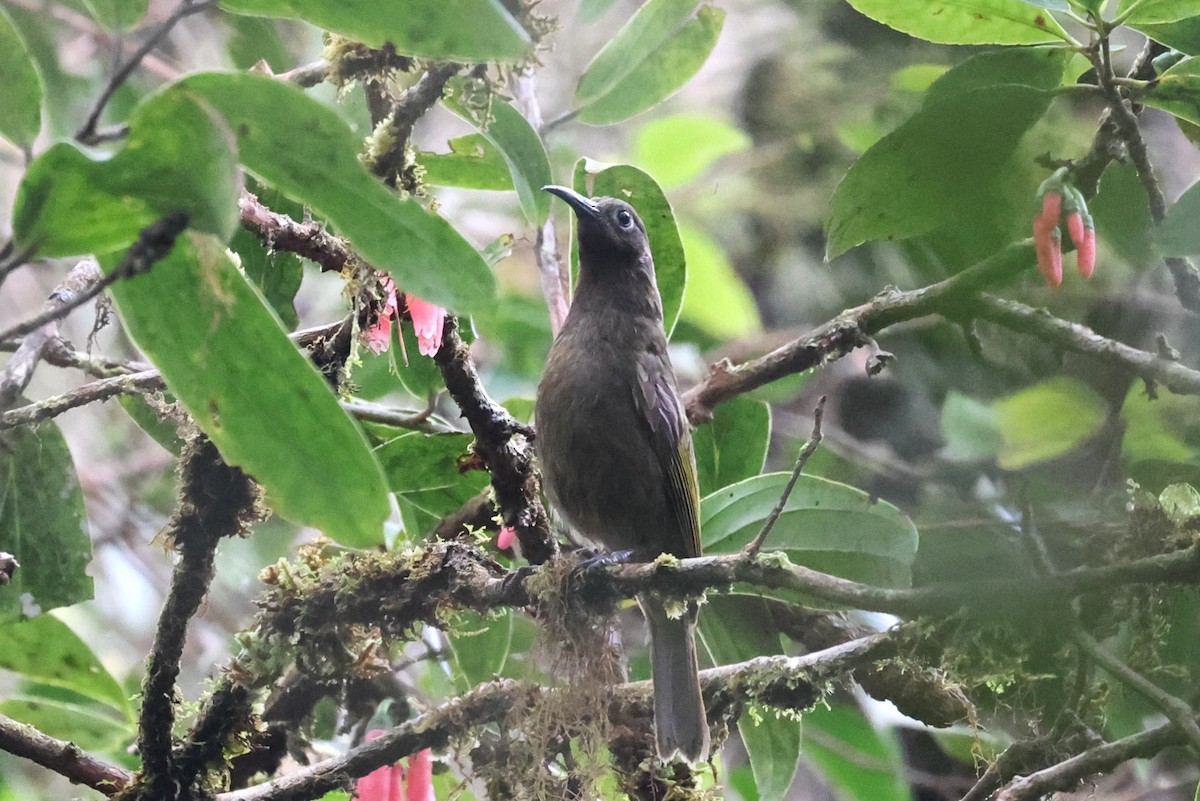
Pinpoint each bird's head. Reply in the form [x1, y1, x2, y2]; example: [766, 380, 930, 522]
[543, 185, 651, 267]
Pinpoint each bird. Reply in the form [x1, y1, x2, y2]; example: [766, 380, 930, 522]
[535, 184, 710, 762]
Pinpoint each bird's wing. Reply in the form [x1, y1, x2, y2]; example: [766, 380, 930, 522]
[634, 347, 702, 559]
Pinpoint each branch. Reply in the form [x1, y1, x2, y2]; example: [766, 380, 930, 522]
[75, 0, 217, 144]
[0, 713, 132, 795]
[744, 396, 826, 555]
[365, 62, 461, 188]
[216, 636, 887, 801]
[133, 438, 259, 799]
[433, 317, 556, 563]
[994, 719, 1189, 801]
[238, 190, 352, 273]
[0, 213, 188, 345]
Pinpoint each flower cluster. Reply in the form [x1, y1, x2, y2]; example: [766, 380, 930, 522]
[354, 731, 435, 801]
[365, 275, 446, 358]
[1032, 170, 1095, 288]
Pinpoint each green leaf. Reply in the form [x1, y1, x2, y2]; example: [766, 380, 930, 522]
[634, 113, 749, 188]
[1091, 162, 1155, 264]
[1159, 177, 1200, 255]
[443, 90, 552, 225]
[702, 473, 919, 587]
[118, 395, 185, 456]
[0, 422, 93, 623]
[1160, 483, 1200, 521]
[940, 392, 1003, 463]
[1121, 383, 1197, 465]
[0, 6, 42, 149]
[420, 134, 515, 191]
[991, 377, 1107, 470]
[109, 234, 390, 548]
[1133, 17, 1200, 54]
[230, 227, 302, 330]
[574, 161, 686, 337]
[219, 0, 531, 61]
[576, 0, 700, 104]
[1118, 0, 1200, 23]
[375, 432, 476, 493]
[693, 396, 770, 496]
[170, 72, 496, 313]
[448, 609, 514, 688]
[825, 48, 1066, 260]
[13, 86, 241, 258]
[843, 0, 1069, 44]
[1144, 56, 1200, 126]
[678, 223, 760, 338]
[576, 5, 725, 125]
[82, 0, 147, 29]
[0, 694, 131, 752]
[578, 0, 618, 23]
[699, 596, 798, 801]
[0, 615, 130, 716]
[803, 705, 913, 801]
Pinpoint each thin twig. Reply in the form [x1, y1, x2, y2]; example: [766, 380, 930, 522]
[1073, 629, 1200, 753]
[75, 0, 216, 144]
[743, 395, 826, 556]
[341, 398, 449, 433]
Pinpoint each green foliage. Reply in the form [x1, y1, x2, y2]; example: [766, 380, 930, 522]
[0, 423, 93, 623]
[219, 0, 531, 60]
[801, 704, 913, 801]
[678, 224, 761, 338]
[703, 473, 919, 588]
[826, 47, 1066, 259]
[844, 0, 1070, 44]
[108, 234, 391, 547]
[634, 114, 749, 188]
[14, 87, 241, 257]
[0, 7, 42, 150]
[693, 395, 771, 496]
[991, 377, 1107, 470]
[82, 0, 147, 30]
[0, 615, 131, 716]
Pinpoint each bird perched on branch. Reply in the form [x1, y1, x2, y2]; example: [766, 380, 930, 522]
[535, 185, 709, 762]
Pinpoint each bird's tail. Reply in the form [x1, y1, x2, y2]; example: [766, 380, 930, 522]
[642, 597, 710, 762]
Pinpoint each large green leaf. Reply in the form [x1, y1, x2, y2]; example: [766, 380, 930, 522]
[420, 134, 514, 191]
[802, 705, 913, 801]
[634, 113, 750, 188]
[1158, 175, 1200, 255]
[375, 432, 476, 493]
[940, 391, 1003, 463]
[678, 223, 760, 339]
[0, 693, 131, 752]
[219, 0, 530, 61]
[575, 0, 700, 105]
[170, 72, 496, 313]
[1090, 162, 1155, 264]
[576, 5, 725, 126]
[700, 596, 799, 801]
[109, 234, 390, 547]
[0, 423, 93, 623]
[843, 0, 1069, 44]
[0, 6, 42, 149]
[825, 48, 1066, 260]
[1133, 17, 1200, 54]
[12, 86, 241, 257]
[1144, 56, 1200, 127]
[448, 609, 514, 689]
[0, 615, 130, 717]
[702, 473, 919, 587]
[443, 90, 552, 226]
[1118, 0, 1200, 23]
[573, 161, 686, 338]
[693, 396, 770, 496]
[991, 377, 1107, 470]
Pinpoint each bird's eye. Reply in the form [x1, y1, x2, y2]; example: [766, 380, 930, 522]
[616, 209, 634, 229]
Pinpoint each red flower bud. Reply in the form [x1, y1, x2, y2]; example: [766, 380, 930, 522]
[1077, 226, 1096, 279]
[1033, 220, 1063, 288]
[1065, 211, 1085, 250]
[1039, 191, 1062, 228]
[405, 750, 434, 801]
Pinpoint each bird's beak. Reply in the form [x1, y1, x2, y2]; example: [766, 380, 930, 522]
[543, 185, 600, 220]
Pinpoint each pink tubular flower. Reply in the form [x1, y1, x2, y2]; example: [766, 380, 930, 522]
[1032, 191, 1063, 288]
[406, 295, 446, 358]
[405, 749, 434, 801]
[355, 731, 404, 801]
[1077, 227, 1096, 279]
[496, 525, 516, 551]
[366, 279, 400, 354]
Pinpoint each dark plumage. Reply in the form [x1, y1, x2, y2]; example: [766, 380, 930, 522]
[536, 185, 709, 762]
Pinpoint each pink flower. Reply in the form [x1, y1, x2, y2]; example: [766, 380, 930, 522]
[406, 295, 446, 358]
[1032, 191, 1063, 288]
[353, 735, 435, 801]
[405, 749, 434, 801]
[496, 526, 516, 551]
[366, 279, 400, 355]
[355, 731, 404, 801]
